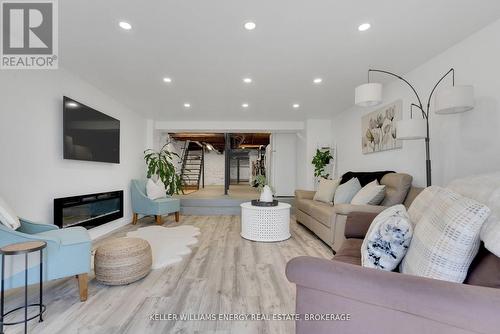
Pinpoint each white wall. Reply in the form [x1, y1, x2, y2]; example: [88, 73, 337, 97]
[295, 119, 333, 190]
[0, 68, 147, 239]
[295, 130, 308, 190]
[333, 19, 500, 187]
[230, 162, 250, 182]
[271, 133, 297, 196]
[204, 151, 225, 185]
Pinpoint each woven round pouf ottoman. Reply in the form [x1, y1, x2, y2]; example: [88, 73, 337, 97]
[94, 237, 152, 285]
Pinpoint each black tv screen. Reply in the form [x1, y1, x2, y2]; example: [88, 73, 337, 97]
[63, 97, 120, 163]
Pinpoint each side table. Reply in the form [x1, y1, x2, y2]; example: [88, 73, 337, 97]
[0, 241, 47, 334]
[240, 202, 291, 242]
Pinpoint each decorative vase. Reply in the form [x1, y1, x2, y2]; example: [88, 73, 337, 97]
[259, 185, 273, 202]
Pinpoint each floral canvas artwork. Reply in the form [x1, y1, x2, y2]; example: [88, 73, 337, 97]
[362, 100, 403, 154]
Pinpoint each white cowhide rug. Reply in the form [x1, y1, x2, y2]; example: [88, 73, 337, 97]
[126, 225, 200, 269]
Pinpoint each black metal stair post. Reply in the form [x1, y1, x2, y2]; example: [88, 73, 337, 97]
[201, 148, 205, 188]
[237, 158, 240, 184]
[224, 133, 230, 195]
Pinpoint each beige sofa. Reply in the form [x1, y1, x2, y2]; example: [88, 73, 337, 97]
[295, 172, 419, 252]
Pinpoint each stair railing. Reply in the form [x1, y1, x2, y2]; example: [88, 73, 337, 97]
[197, 147, 204, 189]
[180, 140, 191, 190]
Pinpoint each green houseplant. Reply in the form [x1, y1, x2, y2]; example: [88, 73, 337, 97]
[254, 174, 268, 192]
[254, 174, 274, 202]
[144, 143, 182, 195]
[312, 149, 333, 179]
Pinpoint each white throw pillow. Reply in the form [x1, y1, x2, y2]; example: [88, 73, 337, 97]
[446, 172, 500, 257]
[407, 185, 437, 227]
[351, 180, 386, 205]
[313, 178, 340, 203]
[146, 178, 167, 200]
[401, 186, 490, 283]
[361, 205, 412, 271]
[334, 178, 361, 204]
[0, 197, 21, 230]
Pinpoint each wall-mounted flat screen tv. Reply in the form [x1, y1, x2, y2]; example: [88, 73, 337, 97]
[63, 96, 120, 163]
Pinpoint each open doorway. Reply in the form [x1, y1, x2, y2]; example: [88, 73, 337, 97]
[168, 132, 270, 199]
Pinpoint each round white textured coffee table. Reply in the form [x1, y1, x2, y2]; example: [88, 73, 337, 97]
[240, 202, 291, 242]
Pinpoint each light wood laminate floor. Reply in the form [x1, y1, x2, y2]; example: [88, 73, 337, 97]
[4, 215, 332, 334]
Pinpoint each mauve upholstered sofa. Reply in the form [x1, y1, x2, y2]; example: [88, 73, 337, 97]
[287, 202, 500, 334]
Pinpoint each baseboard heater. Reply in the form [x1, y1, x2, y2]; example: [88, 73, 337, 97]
[54, 190, 123, 229]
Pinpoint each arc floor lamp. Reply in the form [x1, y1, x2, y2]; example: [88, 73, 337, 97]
[355, 68, 474, 186]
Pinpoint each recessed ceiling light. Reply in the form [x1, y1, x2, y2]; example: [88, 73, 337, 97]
[183, 103, 191, 108]
[313, 78, 323, 84]
[242, 103, 249, 108]
[66, 101, 79, 108]
[358, 23, 371, 31]
[163, 77, 172, 83]
[243, 78, 252, 84]
[244, 21, 256, 30]
[292, 103, 300, 109]
[119, 21, 132, 30]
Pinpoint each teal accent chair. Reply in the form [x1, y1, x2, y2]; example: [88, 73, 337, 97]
[131, 179, 181, 225]
[0, 218, 91, 301]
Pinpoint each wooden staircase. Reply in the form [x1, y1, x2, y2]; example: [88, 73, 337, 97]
[180, 142, 204, 191]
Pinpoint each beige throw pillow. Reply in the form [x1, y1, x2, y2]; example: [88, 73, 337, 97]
[351, 180, 386, 205]
[313, 178, 340, 203]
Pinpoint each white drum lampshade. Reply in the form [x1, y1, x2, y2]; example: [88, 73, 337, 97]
[434, 85, 474, 114]
[355, 83, 383, 107]
[397, 119, 427, 140]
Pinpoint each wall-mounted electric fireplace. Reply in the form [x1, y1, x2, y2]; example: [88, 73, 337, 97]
[54, 191, 123, 229]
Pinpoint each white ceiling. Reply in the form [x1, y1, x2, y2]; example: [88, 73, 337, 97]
[60, 0, 500, 121]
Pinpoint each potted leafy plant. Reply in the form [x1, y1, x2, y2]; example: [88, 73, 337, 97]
[254, 174, 268, 192]
[144, 143, 182, 195]
[312, 149, 333, 179]
[254, 174, 273, 202]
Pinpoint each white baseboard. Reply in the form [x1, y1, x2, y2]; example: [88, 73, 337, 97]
[88, 216, 132, 240]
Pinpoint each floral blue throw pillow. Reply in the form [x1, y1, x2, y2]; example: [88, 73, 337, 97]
[361, 205, 413, 271]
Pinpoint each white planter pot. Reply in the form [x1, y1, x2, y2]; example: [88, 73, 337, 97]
[259, 185, 274, 202]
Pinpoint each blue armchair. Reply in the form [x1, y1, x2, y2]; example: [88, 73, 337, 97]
[0, 218, 91, 301]
[131, 179, 181, 225]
